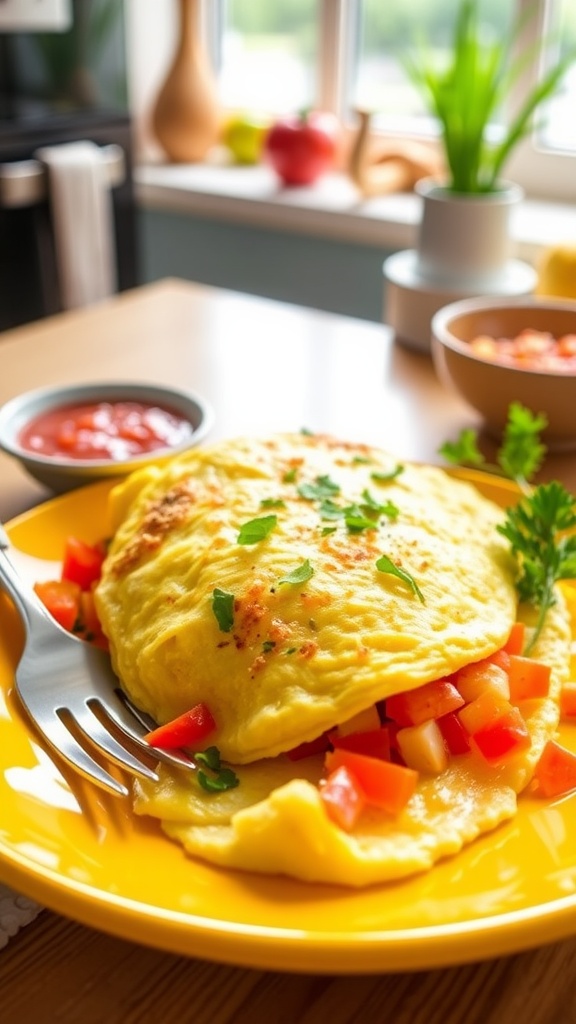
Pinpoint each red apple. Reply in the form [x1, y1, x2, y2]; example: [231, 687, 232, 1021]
[263, 111, 340, 186]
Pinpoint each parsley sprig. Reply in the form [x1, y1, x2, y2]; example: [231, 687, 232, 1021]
[440, 402, 576, 652]
[497, 483, 576, 651]
[439, 401, 547, 493]
[195, 746, 239, 792]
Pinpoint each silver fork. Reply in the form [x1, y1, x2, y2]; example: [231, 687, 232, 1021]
[0, 523, 194, 797]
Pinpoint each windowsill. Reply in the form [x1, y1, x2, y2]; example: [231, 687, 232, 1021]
[134, 162, 576, 263]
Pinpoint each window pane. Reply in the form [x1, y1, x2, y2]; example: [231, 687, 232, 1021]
[539, 0, 576, 152]
[351, 0, 515, 132]
[218, 0, 319, 115]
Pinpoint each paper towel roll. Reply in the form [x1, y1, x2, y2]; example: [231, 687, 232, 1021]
[36, 140, 118, 311]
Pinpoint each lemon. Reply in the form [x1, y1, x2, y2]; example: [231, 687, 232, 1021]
[536, 245, 576, 299]
[221, 114, 269, 165]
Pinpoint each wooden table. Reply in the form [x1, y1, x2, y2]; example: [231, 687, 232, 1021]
[2, 279, 576, 1024]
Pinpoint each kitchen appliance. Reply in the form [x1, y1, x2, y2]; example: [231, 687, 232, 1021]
[0, 8, 138, 332]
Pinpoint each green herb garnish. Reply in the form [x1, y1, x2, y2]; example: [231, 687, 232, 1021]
[360, 489, 400, 520]
[376, 554, 425, 603]
[260, 497, 286, 509]
[297, 475, 340, 501]
[237, 514, 277, 545]
[497, 483, 576, 653]
[196, 746, 239, 792]
[439, 402, 547, 491]
[371, 464, 404, 483]
[439, 402, 575, 651]
[343, 504, 380, 534]
[278, 559, 314, 585]
[212, 588, 235, 632]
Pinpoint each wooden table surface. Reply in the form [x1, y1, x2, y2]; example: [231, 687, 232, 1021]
[2, 278, 576, 1024]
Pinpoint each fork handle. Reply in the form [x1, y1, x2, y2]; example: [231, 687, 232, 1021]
[0, 523, 58, 635]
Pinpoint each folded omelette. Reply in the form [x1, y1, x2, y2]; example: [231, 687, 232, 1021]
[94, 432, 572, 886]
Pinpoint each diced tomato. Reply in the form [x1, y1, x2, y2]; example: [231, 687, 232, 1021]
[487, 648, 511, 672]
[507, 655, 551, 703]
[502, 622, 526, 656]
[385, 679, 464, 727]
[331, 726, 391, 761]
[286, 732, 332, 760]
[325, 748, 418, 815]
[458, 690, 512, 736]
[319, 764, 366, 831]
[34, 578, 81, 632]
[454, 660, 510, 704]
[437, 711, 471, 755]
[78, 589, 108, 649]
[61, 535, 106, 590]
[470, 707, 531, 763]
[396, 719, 448, 774]
[533, 740, 576, 798]
[144, 702, 216, 750]
[560, 681, 576, 718]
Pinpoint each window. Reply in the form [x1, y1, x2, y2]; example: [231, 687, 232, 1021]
[130, 0, 575, 202]
[217, 0, 319, 115]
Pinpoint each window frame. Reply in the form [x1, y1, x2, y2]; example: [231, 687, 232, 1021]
[130, 0, 575, 203]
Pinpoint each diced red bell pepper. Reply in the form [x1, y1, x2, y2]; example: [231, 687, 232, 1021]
[470, 706, 531, 763]
[286, 732, 332, 760]
[330, 726, 391, 761]
[319, 764, 366, 831]
[325, 748, 418, 815]
[385, 678, 464, 727]
[560, 681, 576, 718]
[437, 710, 471, 755]
[534, 740, 576, 797]
[61, 535, 106, 590]
[502, 622, 526, 656]
[144, 702, 216, 750]
[34, 578, 82, 632]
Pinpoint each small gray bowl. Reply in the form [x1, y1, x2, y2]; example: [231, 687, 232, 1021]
[0, 381, 214, 493]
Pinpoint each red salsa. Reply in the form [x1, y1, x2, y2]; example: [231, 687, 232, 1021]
[18, 400, 195, 461]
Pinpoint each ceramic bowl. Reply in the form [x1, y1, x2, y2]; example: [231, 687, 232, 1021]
[0, 381, 214, 493]
[431, 297, 576, 450]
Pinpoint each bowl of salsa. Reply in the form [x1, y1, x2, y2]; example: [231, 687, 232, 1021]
[431, 297, 576, 450]
[0, 381, 214, 492]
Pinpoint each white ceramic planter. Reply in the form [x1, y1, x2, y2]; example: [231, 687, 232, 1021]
[416, 178, 524, 286]
[383, 177, 537, 353]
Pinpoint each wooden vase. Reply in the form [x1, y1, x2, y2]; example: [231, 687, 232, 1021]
[151, 0, 221, 163]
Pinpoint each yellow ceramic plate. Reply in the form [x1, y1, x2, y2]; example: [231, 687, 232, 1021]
[2, 473, 576, 974]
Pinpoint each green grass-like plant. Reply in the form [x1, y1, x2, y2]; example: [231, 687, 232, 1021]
[404, 0, 575, 193]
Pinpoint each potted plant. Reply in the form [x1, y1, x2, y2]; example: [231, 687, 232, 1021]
[405, 0, 574, 195]
[384, 0, 575, 351]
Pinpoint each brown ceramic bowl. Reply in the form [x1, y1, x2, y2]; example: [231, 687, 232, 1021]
[431, 296, 576, 450]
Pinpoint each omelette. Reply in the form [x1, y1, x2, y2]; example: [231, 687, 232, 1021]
[94, 432, 572, 887]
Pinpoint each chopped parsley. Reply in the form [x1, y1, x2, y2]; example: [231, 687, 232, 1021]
[278, 559, 314, 585]
[195, 746, 239, 792]
[212, 588, 235, 632]
[237, 514, 277, 545]
[371, 464, 404, 483]
[297, 475, 341, 501]
[376, 554, 425, 603]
